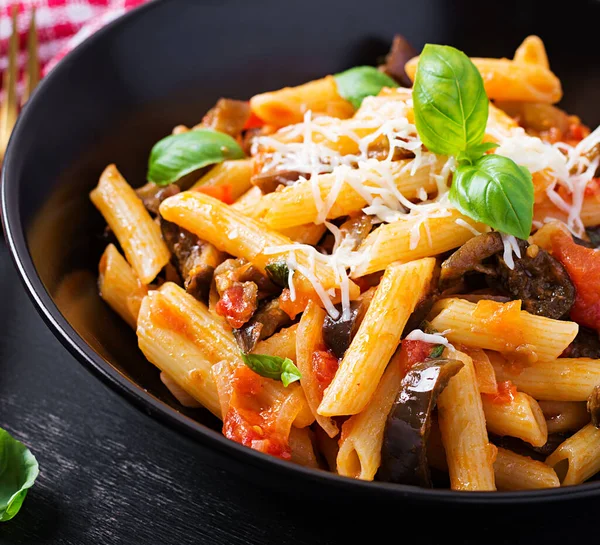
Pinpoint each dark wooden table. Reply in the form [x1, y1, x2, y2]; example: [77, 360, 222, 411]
[1, 240, 598, 545]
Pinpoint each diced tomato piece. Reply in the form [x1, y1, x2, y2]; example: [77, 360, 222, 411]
[243, 110, 265, 130]
[194, 184, 234, 204]
[215, 284, 256, 328]
[279, 288, 318, 320]
[397, 339, 435, 378]
[551, 230, 600, 331]
[585, 178, 600, 198]
[223, 366, 291, 460]
[484, 380, 517, 405]
[311, 349, 340, 395]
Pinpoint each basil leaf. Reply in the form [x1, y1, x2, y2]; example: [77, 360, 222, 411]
[429, 344, 445, 359]
[265, 261, 290, 288]
[450, 154, 534, 239]
[148, 129, 245, 186]
[241, 353, 302, 387]
[413, 44, 489, 156]
[457, 141, 499, 165]
[0, 428, 39, 522]
[334, 66, 398, 109]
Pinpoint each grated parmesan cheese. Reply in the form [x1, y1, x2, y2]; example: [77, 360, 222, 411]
[405, 329, 452, 347]
[500, 233, 522, 270]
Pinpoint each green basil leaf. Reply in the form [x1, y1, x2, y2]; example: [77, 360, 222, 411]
[429, 344, 445, 359]
[241, 353, 302, 387]
[457, 141, 499, 165]
[334, 66, 398, 109]
[0, 428, 39, 522]
[148, 129, 245, 186]
[450, 154, 534, 239]
[413, 44, 489, 156]
[265, 261, 290, 288]
[281, 360, 303, 387]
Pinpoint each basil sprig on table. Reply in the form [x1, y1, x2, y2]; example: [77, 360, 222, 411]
[413, 44, 534, 239]
[241, 353, 302, 387]
[0, 427, 39, 522]
[334, 66, 398, 109]
[147, 129, 245, 186]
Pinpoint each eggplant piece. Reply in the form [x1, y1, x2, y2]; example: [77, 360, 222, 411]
[251, 169, 302, 194]
[322, 301, 362, 359]
[561, 327, 600, 358]
[234, 298, 292, 353]
[588, 385, 600, 428]
[381, 34, 417, 88]
[137, 182, 180, 215]
[200, 98, 251, 139]
[378, 358, 463, 486]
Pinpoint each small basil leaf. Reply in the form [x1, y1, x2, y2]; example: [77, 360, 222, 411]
[450, 154, 534, 240]
[429, 344, 445, 359]
[413, 44, 489, 156]
[148, 129, 245, 186]
[281, 359, 303, 387]
[265, 261, 290, 288]
[334, 66, 398, 109]
[457, 142, 499, 165]
[0, 428, 39, 522]
[241, 353, 302, 386]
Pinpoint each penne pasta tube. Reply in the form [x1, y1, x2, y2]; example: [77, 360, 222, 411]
[465, 347, 498, 395]
[90, 165, 170, 284]
[231, 185, 263, 211]
[159, 191, 359, 301]
[482, 392, 548, 447]
[546, 424, 600, 486]
[98, 243, 148, 329]
[191, 159, 253, 201]
[250, 75, 355, 126]
[438, 349, 496, 491]
[253, 324, 298, 362]
[353, 211, 486, 277]
[278, 223, 327, 245]
[430, 299, 578, 362]
[538, 401, 590, 434]
[314, 426, 340, 473]
[336, 353, 403, 480]
[160, 371, 202, 408]
[490, 354, 600, 401]
[494, 448, 560, 491]
[534, 194, 600, 228]
[513, 35, 549, 68]
[253, 158, 443, 229]
[296, 301, 339, 437]
[289, 427, 320, 469]
[319, 258, 436, 416]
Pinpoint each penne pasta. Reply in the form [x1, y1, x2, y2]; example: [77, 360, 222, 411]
[430, 299, 578, 362]
[191, 159, 253, 201]
[295, 301, 339, 437]
[90, 165, 170, 284]
[352, 211, 485, 277]
[160, 371, 202, 408]
[546, 424, 600, 486]
[319, 258, 435, 416]
[253, 324, 298, 362]
[438, 349, 496, 491]
[159, 191, 360, 301]
[465, 347, 498, 395]
[98, 243, 148, 329]
[289, 427, 320, 469]
[490, 354, 600, 402]
[538, 401, 590, 434]
[482, 392, 548, 447]
[494, 448, 560, 491]
[336, 352, 403, 480]
[250, 75, 354, 126]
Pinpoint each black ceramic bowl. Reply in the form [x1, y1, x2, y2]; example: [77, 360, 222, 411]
[3, 0, 600, 504]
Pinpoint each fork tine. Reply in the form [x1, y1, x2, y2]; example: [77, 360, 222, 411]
[22, 6, 39, 106]
[0, 5, 20, 165]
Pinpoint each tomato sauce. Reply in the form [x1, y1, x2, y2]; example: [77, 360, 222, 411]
[311, 349, 340, 396]
[551, 230, 600, 331]
[279, 288, 318, 320]
[215, 284, 256, 328]
[222, 366, 291, 460]
[484, 380, 517, 405]
[194, 184, 234, 204]
[397, 339, 436, 378]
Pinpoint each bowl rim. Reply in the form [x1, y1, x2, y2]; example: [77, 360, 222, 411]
[2, 0, 600, 504]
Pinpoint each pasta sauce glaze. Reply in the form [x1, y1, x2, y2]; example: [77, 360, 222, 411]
[223, 365, 291, 459]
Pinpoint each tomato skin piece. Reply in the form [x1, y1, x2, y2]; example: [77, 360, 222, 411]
[311, 349, 340, 395]
[397, 339, 435, 378]
[483, 380, 517, 405]
[551, 231, 600, 331]
[243, 110, 266, 130]
[194, 183, 234, 204]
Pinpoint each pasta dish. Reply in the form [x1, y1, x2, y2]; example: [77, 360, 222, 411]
[90, 35, 600, 492]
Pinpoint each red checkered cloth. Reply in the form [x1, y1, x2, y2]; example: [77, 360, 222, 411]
[0, 0, 148, 101]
